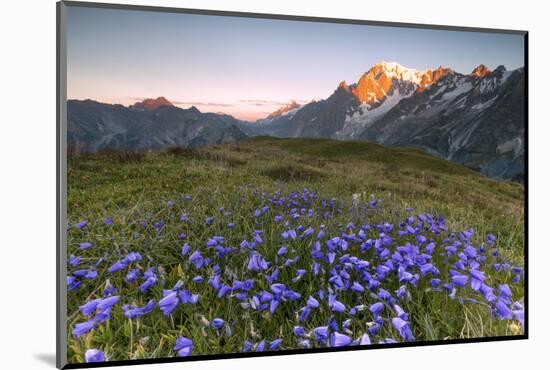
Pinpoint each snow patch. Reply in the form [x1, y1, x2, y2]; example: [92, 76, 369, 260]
[497, 137, 523, 157]
[375, 61, 425, 85]
[471, 96, 498, 110]
[337, 90, 412, 139]
[440, 82, 473, 101]
[281, 106, 301, 118]
[479, 71, 512, 93]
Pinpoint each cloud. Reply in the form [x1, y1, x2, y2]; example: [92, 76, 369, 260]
[124, 97, 234, 107]
[124, 97, 312, 108]
[172, 101, 235, 107]
[238, 99, 310, 106]
[126, 96, 148, 102]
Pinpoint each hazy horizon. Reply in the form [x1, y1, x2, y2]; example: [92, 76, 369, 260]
[67, 6, 524, 121]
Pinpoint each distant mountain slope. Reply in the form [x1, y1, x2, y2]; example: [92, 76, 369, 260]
[67, 98, 247, 151]
[263, 100, 302, 121]
[250, 82, 359, 138]
[244, 61, 525, 180]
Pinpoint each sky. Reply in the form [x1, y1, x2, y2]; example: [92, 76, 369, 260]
[67, 6, 524, 121]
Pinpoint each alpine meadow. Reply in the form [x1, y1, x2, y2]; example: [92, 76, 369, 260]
[63, 4, 526, 366]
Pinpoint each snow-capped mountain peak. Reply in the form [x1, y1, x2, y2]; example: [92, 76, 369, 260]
[368, 61, 426, 84]
[349, 61, 454, 105]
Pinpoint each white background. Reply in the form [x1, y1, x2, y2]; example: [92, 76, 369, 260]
[0, 0, 547, 368]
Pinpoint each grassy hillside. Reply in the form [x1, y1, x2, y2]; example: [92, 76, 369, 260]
[66, 137, 525, 363]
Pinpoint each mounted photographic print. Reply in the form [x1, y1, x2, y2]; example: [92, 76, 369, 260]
[56, 1, 527, 368]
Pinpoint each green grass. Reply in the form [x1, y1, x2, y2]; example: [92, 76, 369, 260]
[66, 137, 524, 363]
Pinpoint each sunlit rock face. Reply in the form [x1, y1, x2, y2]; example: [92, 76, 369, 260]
[129, 96, 174, 111]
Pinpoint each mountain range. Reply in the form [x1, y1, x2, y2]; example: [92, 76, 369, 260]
[67, 61, 525, 181]
[240, 61, 525, 181]
[67, 98, 246, 151]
